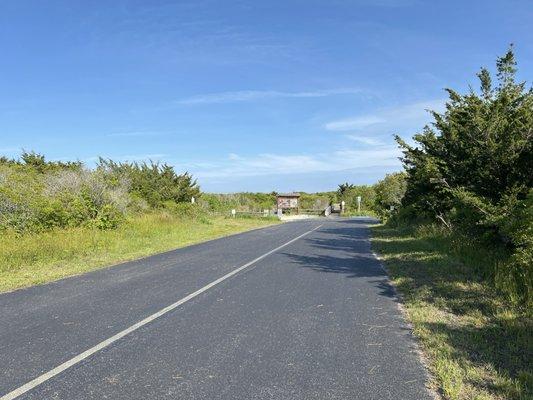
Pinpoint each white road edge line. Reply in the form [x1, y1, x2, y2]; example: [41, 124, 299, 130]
[1, 224, 323, 400]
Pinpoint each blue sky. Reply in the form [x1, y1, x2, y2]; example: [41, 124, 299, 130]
[1, 1, 531, 192]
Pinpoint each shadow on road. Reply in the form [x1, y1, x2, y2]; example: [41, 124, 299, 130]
[282, 219, 398, 299]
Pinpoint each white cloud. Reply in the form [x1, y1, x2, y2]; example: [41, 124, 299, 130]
[344, 135, 384, 146]
[325, 99, 445, 132]
[171, 100, 446, 181]
[177, 88, 363, 105]
[325, 116, 384, 131]
[186, 146, 401, 179]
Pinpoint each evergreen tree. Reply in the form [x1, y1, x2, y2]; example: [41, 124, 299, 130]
[397, 46, 532, 235]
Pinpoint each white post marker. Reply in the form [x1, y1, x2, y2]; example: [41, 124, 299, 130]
[356, 196, 361, 213]
[191, 196, 195, 204]
[231, 209, 236, 218]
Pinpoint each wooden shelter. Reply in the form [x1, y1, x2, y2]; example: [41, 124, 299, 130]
[276, 192, 300, 214]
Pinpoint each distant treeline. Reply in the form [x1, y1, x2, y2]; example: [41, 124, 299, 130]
[200, 192, 333, 213]
[201, 184, 403, 217]
[0, 149, 405, 234]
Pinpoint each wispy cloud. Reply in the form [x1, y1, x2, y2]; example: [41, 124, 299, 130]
[325, 99, 445, 132]
[325, 116, 384, 131]
[324, 99, 446, 150]
[177, 88, 363, 105]
[344, 135, 384, 146]
[228, 153, 241, 160]
[185, 146, 400, 179]
[182, 100, 445, 180]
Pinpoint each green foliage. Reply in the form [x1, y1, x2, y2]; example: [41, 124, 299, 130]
[373, 172, 407, 218]
[0, 150, 83, 173]
[200, 192, 277, 212]
[496, 189, 533, 305]
[299, 192, 333, 210]
[200, 191, 337, 214]
[93, 204, 123, 230]
[396, 47, 533, 305]
[97, 158, 200, 208]
[337, 182, 355, 197]
[336, 184, 375, 213]
[0, 152, 201, 233]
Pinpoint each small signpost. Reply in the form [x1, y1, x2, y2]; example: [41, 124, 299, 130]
[356, 196, 362, 213]
[231, 209, 236, 218]
[276, 193, 300, 215]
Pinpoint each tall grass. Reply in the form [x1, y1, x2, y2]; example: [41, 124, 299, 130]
[0, 212, 279, 292]
[372, 223, 532, 400]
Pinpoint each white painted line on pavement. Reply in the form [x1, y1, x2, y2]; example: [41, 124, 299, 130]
[1, 224, 323, 400]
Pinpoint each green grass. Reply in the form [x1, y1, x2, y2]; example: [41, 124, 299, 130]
[0, 212, 280, 293]
[371, 224, 532, 400]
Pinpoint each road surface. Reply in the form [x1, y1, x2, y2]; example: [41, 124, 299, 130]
[0, 218, 431, 399]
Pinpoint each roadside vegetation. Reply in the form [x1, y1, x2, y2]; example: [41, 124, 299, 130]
[1, 213, 276, 292]
[0, 147, 387, 294]
[371, 48, 532, 399]
[0, 154, 279, 292]
[373, 224, 531, 399]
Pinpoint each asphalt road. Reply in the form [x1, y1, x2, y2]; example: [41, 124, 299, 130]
[0, 218, 431, 399]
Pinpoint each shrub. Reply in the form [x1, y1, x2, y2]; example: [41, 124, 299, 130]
[495, 190, 533, 305]
[97, 159, 200, 208]
[0, 153, 204, 233]
[93, 204, 124, 230]
[336, 184, 375, 214]
[395, 47, 532, 305]
[200, 192, 277, 212]
[0, 192, 37, 232]
[373, 172, 407, 219]
[0, 155, 130, 232]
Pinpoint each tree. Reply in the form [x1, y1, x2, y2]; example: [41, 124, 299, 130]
[337, 183, 355, 197]
[396, 46, 532, 234]
[374, 172, 407, 217]
[396, 46, 532, 304]
[97, 159, 200, 208]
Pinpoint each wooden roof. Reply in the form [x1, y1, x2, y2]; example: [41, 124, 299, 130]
[277, 192, 300, 198]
